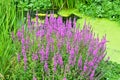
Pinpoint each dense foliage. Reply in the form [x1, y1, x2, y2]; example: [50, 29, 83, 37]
[16, 0, 120, 22]
[79, 0, 120, 21]
[16, 0, 52, 12]
[103, 61, 120, 80]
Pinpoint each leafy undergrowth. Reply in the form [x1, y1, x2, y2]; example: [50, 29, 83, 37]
[100, 61, 120, 80]
[79, 0, 120, 22]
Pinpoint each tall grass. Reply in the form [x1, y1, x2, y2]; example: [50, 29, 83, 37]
[0, 0, 22, 79]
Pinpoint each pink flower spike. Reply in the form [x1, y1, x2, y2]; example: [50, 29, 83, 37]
[93, 48, 98, 56]
[78, 56, 82, 70]
[44, 61, 48, 72]
[63, 77, 67, 80]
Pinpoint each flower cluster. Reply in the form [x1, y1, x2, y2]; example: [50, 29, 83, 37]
[14, 12, 108, 80]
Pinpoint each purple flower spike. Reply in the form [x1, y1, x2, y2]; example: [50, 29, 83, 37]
[36, 29, 44, 38]
[44, 61, 48, 72]
[21, 37, 25, 45]
[39, 45, 45, 62]
[22, 45, 26, 55]
[58, 54, 63, 67]
[32, 53, 38, 61]
[53, 55, 57, 72]
[66, 41, 71, 53]
[90, 70, 95, 80]
[63, 77, 67, 80]
[88, 61, 94, 66]
[69, 48, 75, 66]
[78, 56, 82, 70]
[93, 48, 98, 56]
[17, 30, 22, 41]
[45, 44, 49, 60]
[24, 55, 27, 71]
[83, 64, 87, 72]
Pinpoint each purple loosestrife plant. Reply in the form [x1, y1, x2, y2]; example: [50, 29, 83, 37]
[69, 48, 76, 66]
[14, 12, 108, 79]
